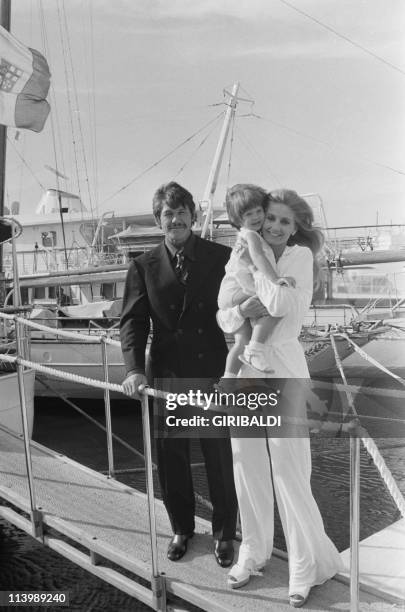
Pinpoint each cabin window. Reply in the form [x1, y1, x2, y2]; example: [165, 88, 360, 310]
[101, 283, 116, 300]
[21, 287, 29, 305]
[42, 231, 57, 247]
[33, 287, 46, 300]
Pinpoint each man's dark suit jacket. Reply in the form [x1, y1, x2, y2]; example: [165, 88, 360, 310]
[120, 235, 231, 381]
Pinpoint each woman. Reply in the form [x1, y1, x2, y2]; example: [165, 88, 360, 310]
[217, 188, 342, 608]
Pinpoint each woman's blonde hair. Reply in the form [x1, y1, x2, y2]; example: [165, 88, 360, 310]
[267, 189, 325, 286]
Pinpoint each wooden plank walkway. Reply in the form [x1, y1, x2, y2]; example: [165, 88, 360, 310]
[0, 426, 398, 611]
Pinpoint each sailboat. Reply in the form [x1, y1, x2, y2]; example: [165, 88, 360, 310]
[1, 82, 401, 397]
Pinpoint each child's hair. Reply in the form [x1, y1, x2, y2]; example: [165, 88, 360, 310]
[225, 184, 268, 229]
[267, 189, 325, 285]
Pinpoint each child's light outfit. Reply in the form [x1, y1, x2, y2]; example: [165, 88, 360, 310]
[218, 229, 276, 372]
[218, 228, 274, 310]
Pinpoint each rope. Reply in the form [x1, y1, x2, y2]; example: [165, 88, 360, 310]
[0, 313, 121, 346]
[255, 114, 405, 179]
[276, 0, 405, 78]
[2, 354, 394, 517]
[3, 324, 404, 516]
[38, 0, 68, 196]
[6, 137, 45, 191]
[56, 0, 82, 203]
[61, 1, 95, 218]
[235, 126, 284, 186]
[330, 335, 354, 419]
[34, 369, 213, 511]
[173, 117, 222, 179]
[336, 332, 405, 387]
[358, 430, 405, 518]
[2, 312, 403, 399]
[35, 377, 214, 514]
[37, 377, 147, 463]
[330, 334, 405, 519]
[0, 353, 125, 394]
[86, 0, 99, 217]
[103, 336, 121, 348]
[0, 352, 363, 430]
[100, 111, 225, 206]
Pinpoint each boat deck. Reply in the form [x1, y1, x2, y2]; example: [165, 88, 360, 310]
[0, 426, 399, 611]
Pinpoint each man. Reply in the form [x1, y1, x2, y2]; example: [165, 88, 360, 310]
[120, 182, 237, 566]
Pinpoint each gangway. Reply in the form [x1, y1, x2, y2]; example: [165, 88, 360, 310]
[0, 425, 394, 612]
[0, 310, 404, 610]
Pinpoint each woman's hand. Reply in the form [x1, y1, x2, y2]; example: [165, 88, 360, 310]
[239, 296, 268, 318]
[277, 276, 296, 287]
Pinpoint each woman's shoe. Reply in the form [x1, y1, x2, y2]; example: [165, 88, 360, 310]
[289, 586, 311, 608]
[227, 559, 264, 589]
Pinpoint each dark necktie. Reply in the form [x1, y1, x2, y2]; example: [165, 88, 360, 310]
[175, 248, 188, 284]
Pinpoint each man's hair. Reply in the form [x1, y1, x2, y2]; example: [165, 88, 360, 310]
[225, 184, 268, 229]
[152, 182, 196, 224]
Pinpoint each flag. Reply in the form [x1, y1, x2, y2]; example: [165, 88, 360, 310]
[0, 25, 50, 133]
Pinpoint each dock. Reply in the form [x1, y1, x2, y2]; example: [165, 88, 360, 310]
[0, 425, 401, 611]
[341, 518, 405, 602]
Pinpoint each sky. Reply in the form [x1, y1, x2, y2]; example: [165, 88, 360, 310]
[5, 0, 405, 227]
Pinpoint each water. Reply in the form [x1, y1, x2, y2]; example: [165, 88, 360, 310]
[1, 391, 404, 611]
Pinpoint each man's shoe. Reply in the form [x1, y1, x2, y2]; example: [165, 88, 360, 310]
[167, 533, 193, 561]
[214, 539, 234, 567]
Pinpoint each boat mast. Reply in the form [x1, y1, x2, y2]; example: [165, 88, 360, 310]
[0, 0, 11, 278]
[200, 82, 240, 239]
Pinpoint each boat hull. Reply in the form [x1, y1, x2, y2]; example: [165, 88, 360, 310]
[32, 340, 126, 400]
[31, 330, 405, 399]
[0, 369, 35, 435]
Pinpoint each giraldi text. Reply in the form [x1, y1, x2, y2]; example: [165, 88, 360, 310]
[166, 414, 282, 427]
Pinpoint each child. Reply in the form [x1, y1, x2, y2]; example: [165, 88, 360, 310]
[218, 184, 295, 375]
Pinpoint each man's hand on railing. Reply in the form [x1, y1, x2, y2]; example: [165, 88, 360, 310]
[122, 372, 148, 400]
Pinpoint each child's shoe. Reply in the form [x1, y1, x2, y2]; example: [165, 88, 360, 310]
[239, 345, 274, 374]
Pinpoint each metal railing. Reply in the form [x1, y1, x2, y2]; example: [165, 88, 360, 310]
[2, 313, 405, 610]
